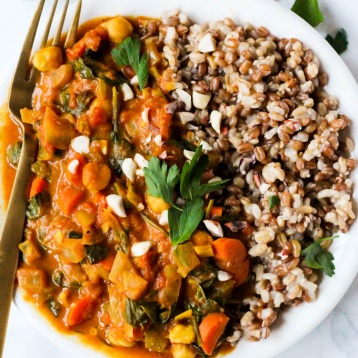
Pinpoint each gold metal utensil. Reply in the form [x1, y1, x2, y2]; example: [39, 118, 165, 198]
[0, 0, 81, 355]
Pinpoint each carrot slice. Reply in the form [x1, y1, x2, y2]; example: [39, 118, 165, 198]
[98, 254, 116, 272]
[57, 185, 85, 216]
[199, 312, 230, 355]
[29, 176, 47, 198]
[66, 153, 86, 188]
[210, 206, 223, 218]
[65, 297, 94, 326]
[212, 238, 249, 286]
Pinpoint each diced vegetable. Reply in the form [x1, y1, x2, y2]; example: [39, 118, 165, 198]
[107, 327, 136, 348]
[145, 194, 170, 214]
[61, 238, 86, 263]
[43, 63, 74, 88]
[158, 264, 182, 308]
[210, 206, 223, 218]
[212, 238, 249, 286]
[75, 209, 96, 228]
[194, 244, 214, 258]
[66, 153, 86, 188]
[56, 186, 85, 216]
[16, 268, 47, 295]
[65, 297, 95, 326]
[18, 239, 42, 264]
[31, 161, 51, 180]
[29, 176, 48, 198]
[98, 254, 116, 272]
[144, 41, 161, 67]
[109, 251, 148, 300]
[208, 280, 235, 304]
[42, 107, 77, 149]
[20, 108, 42, 125]
[66, 26, 108, 61]
[100, 208, 129, 253]
[26, 192, 50, 219]
[7, 141, 22, 166]
[144, 326, 168, 352]
[199, 312, 230, 355]
[174, 242, 200, 278]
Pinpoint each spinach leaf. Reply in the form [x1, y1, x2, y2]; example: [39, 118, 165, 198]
[26, 192, 50, 220]
[84, 244, 108, 264]
[7, 142, 22, 166]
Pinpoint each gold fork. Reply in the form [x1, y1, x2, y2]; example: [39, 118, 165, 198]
[0, 0, 82, 354]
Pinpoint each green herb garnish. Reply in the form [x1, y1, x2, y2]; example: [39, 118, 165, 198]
[301, 235, 338, 277]
[326, 29, 348, 55]
[268, 195, 280, 210]
[111, 37, 149, 89]
[169, 198, 205, 247]
[144, 156, 180, 209]
[291, 0, 324, 27]
[144, 146, 228, 247]
[180, 146, 229, 200]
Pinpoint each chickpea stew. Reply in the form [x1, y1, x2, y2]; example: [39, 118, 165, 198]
[11, 7, 356, 358]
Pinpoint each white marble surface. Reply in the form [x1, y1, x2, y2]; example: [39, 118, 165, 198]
[2, 0, 358, 357]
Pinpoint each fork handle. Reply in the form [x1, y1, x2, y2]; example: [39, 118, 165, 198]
[0, 133, 37, 356]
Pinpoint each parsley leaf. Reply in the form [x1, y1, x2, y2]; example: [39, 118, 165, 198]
[301, 235, 338, 277]
[291, 0, 324, 27]
[169, 198, 205, 247]
[326, 29, 348, 55]
[268, 195, 280, 210]
[180, 146, 229, 200]
[111, 37, 149, 89]
[144, 146, 228, 247]
[143, 156, 180, 207]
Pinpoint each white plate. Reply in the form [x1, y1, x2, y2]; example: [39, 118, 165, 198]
[1, 0, 358, 357]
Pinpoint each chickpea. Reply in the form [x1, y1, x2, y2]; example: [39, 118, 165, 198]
[171, 344, 196, 358]
[100, 16, 133, 44]
[82, 162, 111, 192]
[145, 193, 170, 214]
[169, 324, 196, 344]
[33, 46, 63, 72]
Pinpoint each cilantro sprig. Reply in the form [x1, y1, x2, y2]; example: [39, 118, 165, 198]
[111, 37, 149, 89]
[291, 0, 324, 27]
[144, 146, 229, 246]
[301, 235, 338, 277]
[326, 29, 348, 55]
